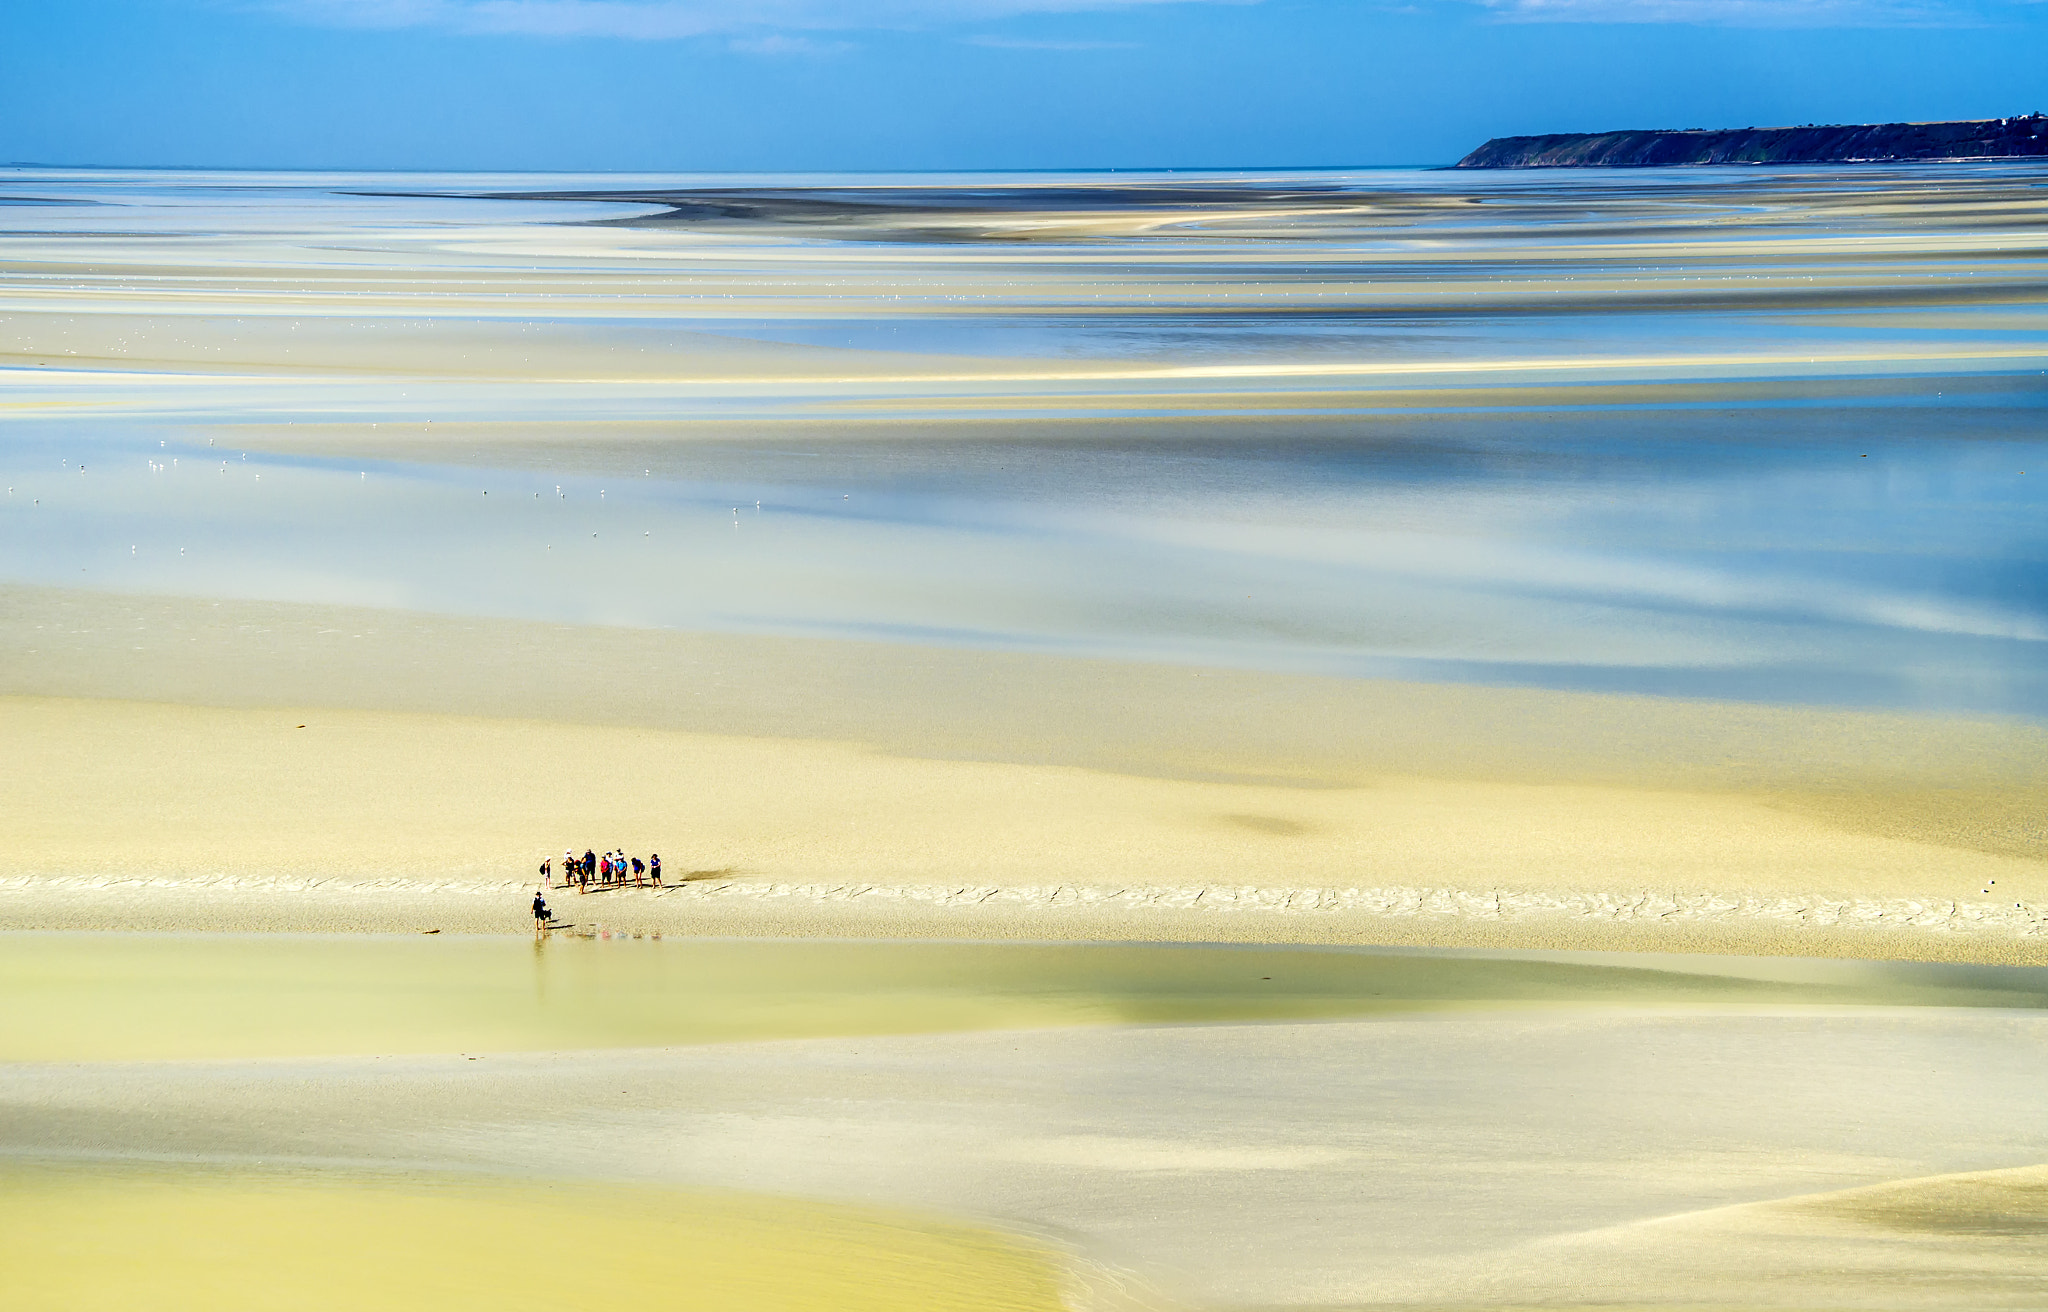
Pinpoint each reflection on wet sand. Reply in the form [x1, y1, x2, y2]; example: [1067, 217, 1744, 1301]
[1, 165, 2044, 712]
[13, 932, 2048, 1063]
[5, 398, 2046, 711]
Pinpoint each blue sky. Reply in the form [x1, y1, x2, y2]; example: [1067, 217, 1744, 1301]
[6, 0, 2047, 169]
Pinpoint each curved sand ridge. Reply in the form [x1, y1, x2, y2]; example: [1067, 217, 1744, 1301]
[1406, 1162, 2048, 1308]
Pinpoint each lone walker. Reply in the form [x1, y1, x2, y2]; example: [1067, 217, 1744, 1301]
[531, 889, 552, 938]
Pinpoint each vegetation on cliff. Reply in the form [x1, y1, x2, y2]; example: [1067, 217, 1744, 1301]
[1457, 115, 2048, 168]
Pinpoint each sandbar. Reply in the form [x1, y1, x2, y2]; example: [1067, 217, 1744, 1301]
[4, 585, 2044, 960]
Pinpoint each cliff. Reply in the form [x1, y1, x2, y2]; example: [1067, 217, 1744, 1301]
[1456, 115, 2048, 169]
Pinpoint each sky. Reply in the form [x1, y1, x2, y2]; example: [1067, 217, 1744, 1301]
[4, 0, 2047, 170]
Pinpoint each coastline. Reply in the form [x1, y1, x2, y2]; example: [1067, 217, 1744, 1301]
[1455, 116, 2048, 168]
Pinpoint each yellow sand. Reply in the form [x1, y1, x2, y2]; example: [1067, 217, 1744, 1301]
[5, 692, 2032, 894]
[11, 586, 2043, 863]
[4, 694, 2044, 953]
[0, 1167, 1071, 1312]
[5, 587, 2044, 957]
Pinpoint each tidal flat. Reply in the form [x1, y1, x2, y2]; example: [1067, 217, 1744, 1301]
[2, 164, 2046, 1306]
[12, 931, 2048, 1063]
[4, 166, 2045, 717]
[6, 934, 2048, 1310]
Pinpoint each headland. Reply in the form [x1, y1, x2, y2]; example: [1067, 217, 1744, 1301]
[1457, 114, 2048, 168]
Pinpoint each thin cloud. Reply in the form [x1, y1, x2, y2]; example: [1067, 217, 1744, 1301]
[270, 0, 453, 26]
[730, 32, 854, 51]
[265, 0, 1226, 39]
[1474, 0, 2000, 25]
[963, 34, 1142, 45]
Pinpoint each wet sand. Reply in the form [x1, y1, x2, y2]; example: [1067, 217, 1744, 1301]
[1415, 1161, 2048, 1309]
[8, 941, 2047, 1311]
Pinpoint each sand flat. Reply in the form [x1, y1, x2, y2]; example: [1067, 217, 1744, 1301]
[10, 995, 2048, 1309]
[7, 166, 2048, 429]
[4, 582, 2045, 957]
[8, 585, 2045, 833]
[2, 693, 2043, 957]
[8, 162, 2048, 1312]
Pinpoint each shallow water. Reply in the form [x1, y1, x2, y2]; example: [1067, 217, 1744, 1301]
[5, 400, 2045, 710]
[2, 166, 2045, 713]
[7, 932, 2047, 1062]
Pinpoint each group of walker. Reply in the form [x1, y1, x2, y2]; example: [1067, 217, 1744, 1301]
[531, 847, 664, 935]
[541, 848, 662, 891]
